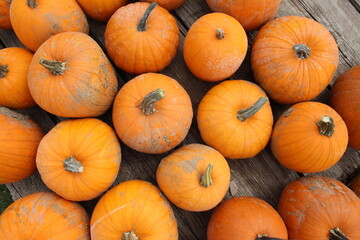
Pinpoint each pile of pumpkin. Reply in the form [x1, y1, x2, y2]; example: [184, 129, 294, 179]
[0, 0, 359, 239]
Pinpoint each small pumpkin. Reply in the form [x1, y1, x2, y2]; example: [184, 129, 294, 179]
[271, 102, 348, 173]
[112, 72, 193, 154]
[349, 174, 360, 197]
[0, 192, 90, 239]
[156, 143, 230, 212]
[36, 118, 121, 201]
[251, 16, 339, 104]
[0, 106, 43, 184]
[105, 2, 180, 74]
[0, 47, 36, 109]
[28, 31, 118, 118]
[91, 180, 178, 240]
[0, 0, 12, 30]
[329, 65, 360, 150]
[208, 196, 288, 240]
[278, 176, 360, 240]
[183, 13, 248, 82]
[205, 0, 282, 31]
[197, 80, 273, 159]
[141, 0, 186, 11]
[75, 0, 128, 22]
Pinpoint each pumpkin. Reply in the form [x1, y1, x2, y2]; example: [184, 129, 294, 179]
[0, 47, 36, 109]
[271, 102, 348, 173]
[208, 196, 288, 240]
[278, 176, 360, 240]
[75, 0, 127, 22]
[0, 192, 90, 239]
[141, 0, 186, 11]
[349, 174, 360, 197]
[205, 0, 282, 32]
[105, 2, 180, 74]
[329, 65, 360, 150]
[156, 143, 230, 212]
[91, 180, 178, 240]
[36, 118, 121, 201]
[0, 107, 43, 184]
[0, 0, 11, 30]
[28, 31, 118, 118]
[183, 13, 247, 82]
[197, 80, 273, 159]
[251, 16, 339, 104]
[112, 72, 193, 154]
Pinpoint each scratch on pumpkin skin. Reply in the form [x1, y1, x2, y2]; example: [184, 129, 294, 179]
[90, 203, 130, 232]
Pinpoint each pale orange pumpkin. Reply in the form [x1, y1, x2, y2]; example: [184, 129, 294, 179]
[76, 0, 128, 22]
[0, 0, 12, 30]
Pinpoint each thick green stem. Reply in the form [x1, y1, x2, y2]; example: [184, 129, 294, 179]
[200, 164, 213, 188]
[0, 65, 8, 78]
[316, 116, 335, 137]
[38, 57, 66, 76]
[256, 234, 286, 240]
[216, 28, 225, 39]
[237, 97, 268, 122]
[293, 44, 310, 59]
[139, 88, 165, 116]
[137, 2, 157, 32]
[329, 227, 348, 240]
[122, 230, 139, 240]
[27, 0, 38, 8]
[63, 156, 84, 173]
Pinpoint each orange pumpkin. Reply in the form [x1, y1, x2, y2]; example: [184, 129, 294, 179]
[28, 31, 118, 118]
[271, 102, 348, 173]
[349, 174, 360, 197]
[156, 143, 230, 212]
[75, 0, 127, 22]
[251, 16, 339, 104]
[36, 118, 121, 201]
[141, 0, 186, 11]
[10, 0, 88, 52]
[0, 192, 90, 239]
[197, 80, 273, 159]
[105, 2, 180, 74]
[329, 65, 360, 150]
[91, 180, 178, 240]
[183, 13, 248, 82]
[0, 0, 11, 30]
[112, 72, 193, 154]
[208, 197, 288, 240]
[0, 107, 43, 184]
[0, 47, 36, 109]
[278, 176, 360, 240]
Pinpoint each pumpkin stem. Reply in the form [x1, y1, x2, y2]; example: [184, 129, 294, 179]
[38, 57, 66, 76]
[237, 97, 268, 122]
[316, 116, 335, 137]
[293, 44, 310, 59]
[122, 230, 139, 240]
[0, 65, 8, 78]
[200, 163, 214, 188]
[256, 234, 286, 240]
[139, 88, 165, 116]
[63, 156, 84, 173]
[137, 2, 157, 32]
[216, 28, 225, 39]
[329, 227, 349, 240]
[27, 0, 38, 8]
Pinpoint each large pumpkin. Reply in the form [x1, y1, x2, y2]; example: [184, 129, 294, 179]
[105, 2, 180, 74]
[28, 31, 118, 118]
[205, 0, 282, 31]
[271, 102, 348, 173]
[0, 0, 11, 30]
[36, 118, 121, 201]
[10, 0, 88, 52]
[183, 13, 247, 82]
[197, 80, 273, 159]
[329, 65, 360, 150]
[0, 47, 36, 109]
[208, 197, 288, 240]
[278, 176, 360, 240]
[0, 192, 90, 239]
[251, 16, 339, 104]
[141, 0, 186, 11]
[75, 0, 127, 22]
[112, 72, 193, 154]
[156, 143, 230, 211]
[91, 180, 178, 240]
[0, 107, 43, 184]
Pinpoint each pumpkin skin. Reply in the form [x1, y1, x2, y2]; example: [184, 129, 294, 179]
[0, 47, 36, 109]
[0, 192, 90, 239]
[0, 107, 43, 184]
[0, 0, 11, 30]
[105, 2, 180, 74]
[10, 0, 88, 52]
[141, 0, 186, 11]
[278, 176, 360, 240]
[90, 180, 178, 240]
[183, 13, 247, 82]
[271, 102, 348, 173]
[156, 143, 230, 212]
[251, 16, 339, 104]
[329, 65, 360, 150]
[197, 80, 273, 159]
[75, 0, 127, 22]
[349, 174, 360, 197]
[208, 197, 288, 240]
[112, 73, 193, 154]
[28, 32, 118, 118]
[36, 118, 121, 201]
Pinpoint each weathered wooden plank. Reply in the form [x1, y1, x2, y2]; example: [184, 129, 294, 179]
[348, 0, 360, 12]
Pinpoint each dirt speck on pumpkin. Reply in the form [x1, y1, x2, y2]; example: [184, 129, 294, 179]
[284, 108, 295, 117]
